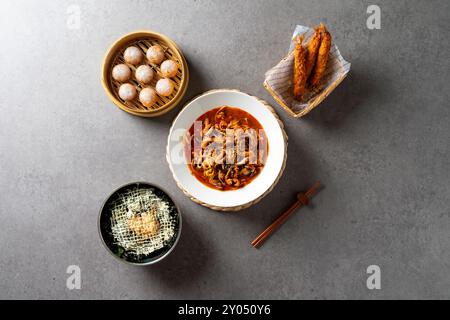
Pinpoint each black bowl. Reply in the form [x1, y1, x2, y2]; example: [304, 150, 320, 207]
[98, 182, 182, 265]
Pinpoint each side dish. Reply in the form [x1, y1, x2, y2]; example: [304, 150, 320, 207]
[110, 43, 180, 106]
[293, 23, 332, 101]
[107, 185, 179, 260]
[102, 31, 189, 117]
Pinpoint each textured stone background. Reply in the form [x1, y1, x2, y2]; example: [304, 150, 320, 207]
[0, 0, 449, 299]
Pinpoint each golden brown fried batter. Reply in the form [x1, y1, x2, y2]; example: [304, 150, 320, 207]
[305, 28, 322, 79]
[293, 35, 307, 100]
[309, 24, 332, 87]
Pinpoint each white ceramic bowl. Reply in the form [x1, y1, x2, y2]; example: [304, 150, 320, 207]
[166, 89, 287, 211]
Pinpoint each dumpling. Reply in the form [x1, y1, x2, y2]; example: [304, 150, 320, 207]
[155, 78, 175, 97]
[139, 87, 158, 107]
[146, 45, 165, 64]
[123, 46, 143, 65]
[160, 60, 178, 78]
[112, 64, 131, 82]
[118, 83, 137, 101]
[135, 65, 154, 84]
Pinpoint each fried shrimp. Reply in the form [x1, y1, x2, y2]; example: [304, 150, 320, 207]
[293, 35, 307, 100]
[309, 24, 332, 87]
[305, 28, 322, 79]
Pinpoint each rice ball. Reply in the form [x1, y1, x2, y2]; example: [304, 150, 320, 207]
[135, 65, 154, 84]
[123, 46, 143, 65]
[155, 78, 174, 96]
[118, 83, 137, 101]
[160, 59, 178, 78]
[139, 87, 158, 107]
[112, 64, 131, 82]
[146, 45, 165, 64]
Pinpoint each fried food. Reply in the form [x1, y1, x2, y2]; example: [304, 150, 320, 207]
[293, 35, 307, 100]
[309, 24, 332, 87]
[305, 28, 322, 79]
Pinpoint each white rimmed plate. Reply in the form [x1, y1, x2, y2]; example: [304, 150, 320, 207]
[166, 89, 287, 211]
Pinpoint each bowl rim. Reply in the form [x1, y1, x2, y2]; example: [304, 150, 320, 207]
[101, 30, 189, 117]
[97, 181, 183, 266]
[166, 89, 288, 212]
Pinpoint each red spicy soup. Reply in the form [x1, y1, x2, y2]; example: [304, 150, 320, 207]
[184, 106, 268, 191]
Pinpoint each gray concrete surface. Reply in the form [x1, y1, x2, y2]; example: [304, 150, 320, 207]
[0, 0, 449, 299]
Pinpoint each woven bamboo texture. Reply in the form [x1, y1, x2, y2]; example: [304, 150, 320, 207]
[263, 73, 348, 118]
[102, 30, 189, 117]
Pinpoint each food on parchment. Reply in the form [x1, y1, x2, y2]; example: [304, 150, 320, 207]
[155, 78, 175, 96]
[123, 46, 144, 65]
[309, 24, 332, 87]
[293, 35, 307, 100]
[135, 65, 155, 84]
[305, 27, 322, 79]
[160, 59, 178, 78]
[118, 83, 137, 101]
[184, 106, 268, 191]
[292, 23, 333, 100]
[112, 64, 131, 82]
[146, 44, 165, 64]
[139, 87, 158, 107]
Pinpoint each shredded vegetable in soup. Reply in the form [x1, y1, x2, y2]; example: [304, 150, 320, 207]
[185, 106, 268, 191]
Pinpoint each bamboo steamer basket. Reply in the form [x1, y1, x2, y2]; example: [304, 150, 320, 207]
[101, 30, 189, 117]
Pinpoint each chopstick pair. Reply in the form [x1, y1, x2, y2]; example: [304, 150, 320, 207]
[251, 181, 322, 248]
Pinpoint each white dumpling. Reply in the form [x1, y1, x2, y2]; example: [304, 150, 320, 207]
[146, 45, 165, 64]
[155, 78, 175, 97]
[160, 60, 178, 78]
[123, 46, 143, 65]
[112, 64, 131, 82]
[118, 83, 137, 101]
[135, 65, 154, 84]
[139, 87, 158, 107]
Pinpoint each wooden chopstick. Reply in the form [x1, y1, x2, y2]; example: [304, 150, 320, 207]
[251, 181, 322, 248]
